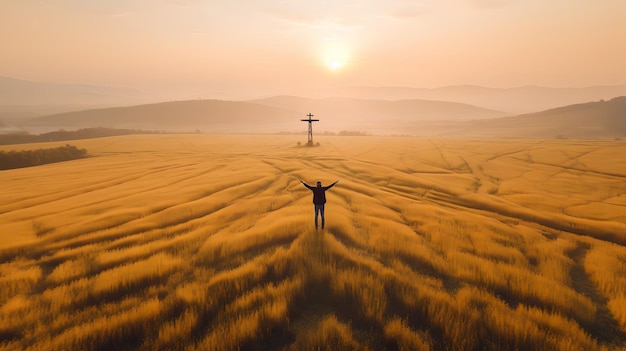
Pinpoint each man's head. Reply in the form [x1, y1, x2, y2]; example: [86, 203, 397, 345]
[316, 181, 322, 187]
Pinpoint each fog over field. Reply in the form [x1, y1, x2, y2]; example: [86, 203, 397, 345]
[1, 135, 625, 350]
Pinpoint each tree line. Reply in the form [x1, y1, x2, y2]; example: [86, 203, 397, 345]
[0, 127, 172, 145]
[0, 145, 88, 170]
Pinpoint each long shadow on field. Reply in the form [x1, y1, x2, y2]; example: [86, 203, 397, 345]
[284, 229, 388, 349]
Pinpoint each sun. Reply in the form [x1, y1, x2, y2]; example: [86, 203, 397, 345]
[326, 59, 344, 71]
[320, 38, 350, 72]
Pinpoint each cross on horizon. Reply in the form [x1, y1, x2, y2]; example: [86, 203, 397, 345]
[300, 113, 319, 146]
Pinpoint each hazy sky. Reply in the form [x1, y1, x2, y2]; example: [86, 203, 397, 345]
[1, 0, 625, 99]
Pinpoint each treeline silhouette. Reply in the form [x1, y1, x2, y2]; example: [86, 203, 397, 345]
[276, 130, 371, 136]
[0, 127, 171, 145]
[0, 144, 88, 170]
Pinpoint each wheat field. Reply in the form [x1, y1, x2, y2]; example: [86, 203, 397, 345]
[1, 134, 625, 350]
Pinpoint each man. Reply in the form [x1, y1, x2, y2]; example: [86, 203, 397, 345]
[299, 179, 339, 229]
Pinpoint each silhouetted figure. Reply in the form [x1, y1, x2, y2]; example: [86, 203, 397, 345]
[300, 179, 339, 229]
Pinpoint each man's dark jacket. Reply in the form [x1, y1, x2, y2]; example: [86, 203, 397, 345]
[303, 182, 337, 205]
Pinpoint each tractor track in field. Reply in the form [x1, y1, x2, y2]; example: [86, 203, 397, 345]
[567, 242, 626, 344]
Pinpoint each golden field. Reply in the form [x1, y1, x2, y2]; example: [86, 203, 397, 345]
[1, 134, 625, 350]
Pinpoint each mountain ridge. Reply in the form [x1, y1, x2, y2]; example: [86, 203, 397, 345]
[332, 84, 626, 113]
[456, 96, 626, 138]
[20, 99, 299, 133]
[2, 75, 624, 118]
[0, 76, 155, 105]
[0, 76, 157, 119]
[18, 97, 505, 134]
[10, 96, 626, 139]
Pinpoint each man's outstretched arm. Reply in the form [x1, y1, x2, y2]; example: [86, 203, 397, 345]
[299, 179, 314, 190]
[324, 179, 339, 190]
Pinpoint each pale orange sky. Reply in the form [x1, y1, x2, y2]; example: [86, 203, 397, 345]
[1, 0, 625, 99]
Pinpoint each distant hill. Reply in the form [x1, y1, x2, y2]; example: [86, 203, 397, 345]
[0, 76, 156, 119]
[21, 100, 300, 133]
[332, 85, 626, 114]
[455, 96, 626, 138]
[20, 97, 504, 134]
[0, 120, 25, 135]
[3, 76, 624, 119]
[249, 96, 505, 121]
[18, 96, 626, 138]
[248, 96, 504, 132]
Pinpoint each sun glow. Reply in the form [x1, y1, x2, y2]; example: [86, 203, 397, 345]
[321, 38, 350, 72]
[326, 59, 344, 71]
